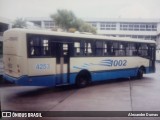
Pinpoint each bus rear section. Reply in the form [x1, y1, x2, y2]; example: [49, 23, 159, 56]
[3, 30, 27, 84]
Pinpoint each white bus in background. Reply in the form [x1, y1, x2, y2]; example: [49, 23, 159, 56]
[156, 45, 160, 62]
[3, 28, 156, 87]
[156, 50, 160, 61]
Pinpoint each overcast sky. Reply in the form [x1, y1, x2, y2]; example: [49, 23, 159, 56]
[0, 0, 160, 20]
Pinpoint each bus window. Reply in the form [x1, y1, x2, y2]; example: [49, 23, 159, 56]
[116, 42, 126, 56]
[28, 36, 40, 57]
[96, 41, 103, 56]
[84, 41, 93, 56]
[103, 42, 108, 55]
[96, 41, 108, 56]
[74, 42, 80, 56]
[87, 43, 92, 54]
[126, 44, 132, 56]
[113, 42, 119, 56]
[138, 44, 148, 57]
[42, 39, 49, 56]
[107, 42, 114, 56]
[126, 43, 137, 56]
[27, 35, 51, 57]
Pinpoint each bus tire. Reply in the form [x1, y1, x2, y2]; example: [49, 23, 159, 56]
[137, 67, 144, 79]
[76, 70, 91, 88]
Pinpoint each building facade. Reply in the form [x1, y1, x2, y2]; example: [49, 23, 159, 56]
[26, 18, 160, 40]
[86, 18, 160, 41]
[26, 17, 160, 43]
[0, 17, 12, 55]
[26, 17, 55, 30]
[0, 17, 12, 41]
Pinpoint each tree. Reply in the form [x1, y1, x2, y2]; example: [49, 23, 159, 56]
[12, 18, 27, 28]
[51, 9, 77, 31]
[79, 21, 96, 34]
[51, 9, 96, 34]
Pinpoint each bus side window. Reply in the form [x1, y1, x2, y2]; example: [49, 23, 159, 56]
[28, 36, 41, 57]
[107, 42, 114, 56]
[30, 40, 34, 55]
[126, 43, 131, 56]
[103, 42, 108, 56]
[116, 42, 126, 56]
[113, 42, 119, 56]
[74, 42, 80, 56]
[42, 39, 50, 56]
[126, 43, 137, 56]
[28, 35, 51, 57]
[84, 41, 93, 56]
[95, 41, 103, 56]
[138, 43, 148, 57]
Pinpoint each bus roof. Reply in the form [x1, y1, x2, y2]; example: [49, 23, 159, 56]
[5, 28, 156, 44]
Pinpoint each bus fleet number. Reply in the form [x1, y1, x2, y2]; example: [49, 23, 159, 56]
[36, 64, 50, 70]
[111, 60, 127, 66]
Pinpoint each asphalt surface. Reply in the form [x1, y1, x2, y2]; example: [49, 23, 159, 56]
[0, 62, 160, 120]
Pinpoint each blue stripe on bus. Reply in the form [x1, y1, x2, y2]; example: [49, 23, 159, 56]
[69, 68, 138, 84]
[3, 74, 56, 86]
[3, 67, 152, 86]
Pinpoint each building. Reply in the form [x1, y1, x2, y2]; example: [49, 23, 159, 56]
[0, 17, 12, 41]
[156, 32, 160, 61]
[26, 18, 159, 36]
[0, 17, 11, 75]
[0, 17, 12, 55]
[26, 17, 160, 44]
[26, 17, 55, 30]
[86, 18, 160, 40]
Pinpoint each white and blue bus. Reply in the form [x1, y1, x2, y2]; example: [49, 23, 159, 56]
[156, 48, 160, 62]
[3, 28, 156, 87]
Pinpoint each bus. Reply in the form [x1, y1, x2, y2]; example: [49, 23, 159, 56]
[156, 48, 160, 62]
[3, 28, 156, 87]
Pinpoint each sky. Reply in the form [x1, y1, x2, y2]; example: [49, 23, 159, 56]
[0, 0, 160, 20]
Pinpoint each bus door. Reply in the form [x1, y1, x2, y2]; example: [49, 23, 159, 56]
[56, 43, 70, 85]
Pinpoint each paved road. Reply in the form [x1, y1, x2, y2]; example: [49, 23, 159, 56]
[1, 62, 160, 120]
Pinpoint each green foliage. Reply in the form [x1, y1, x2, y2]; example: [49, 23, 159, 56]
[51, 9, 96, 34]
[51, 9, 76, 31]
[78, 21, 96, 34]
[12, 18, 27, 28]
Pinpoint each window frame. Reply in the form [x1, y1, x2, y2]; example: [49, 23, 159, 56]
[27, 34, 52, 58]
[27, 34, 155, 59]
